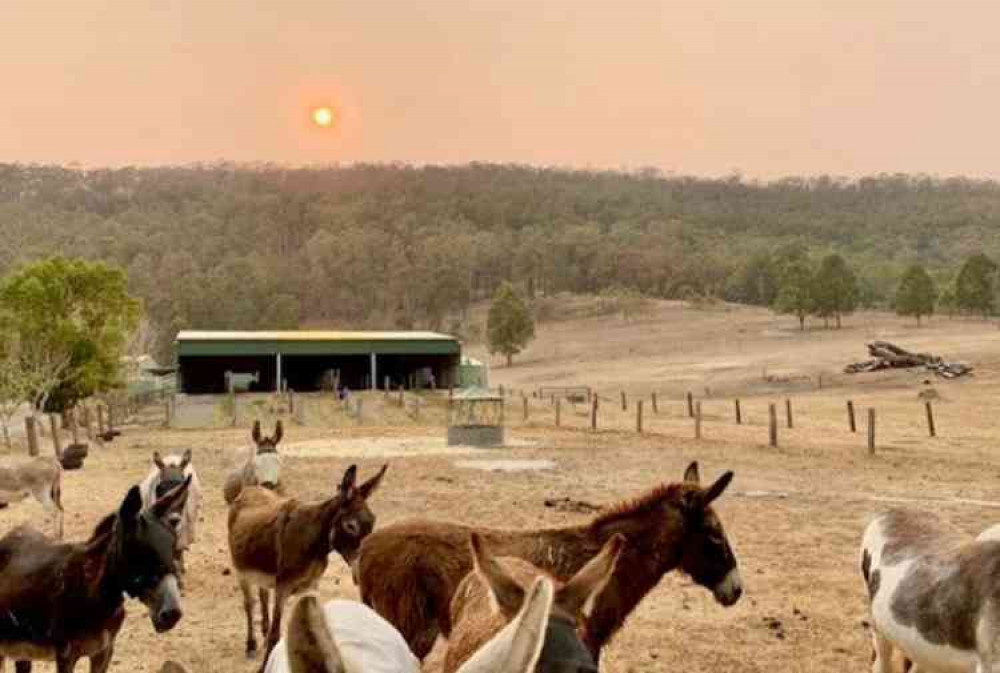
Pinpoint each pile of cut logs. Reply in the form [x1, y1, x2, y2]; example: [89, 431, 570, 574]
[844, 341, 973, 378]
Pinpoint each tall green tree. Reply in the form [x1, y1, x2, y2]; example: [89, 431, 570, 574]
[773, 259, 814, 331]
[811, 254, 858, 328]
[0, 257, 140, 412]
[895, 265, 937, 326]
[955, 253, 998, 318]
[487, 281, 535, 366]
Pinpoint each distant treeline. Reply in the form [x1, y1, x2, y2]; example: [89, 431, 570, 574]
[1, 163, 998, 361]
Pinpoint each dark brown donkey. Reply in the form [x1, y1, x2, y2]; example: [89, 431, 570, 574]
[357, 461, 742, 662]
[228, 463, 388, 671]
[0, 477, 191, 673]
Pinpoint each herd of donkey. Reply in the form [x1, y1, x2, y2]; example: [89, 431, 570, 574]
[0, 419, 999, 672]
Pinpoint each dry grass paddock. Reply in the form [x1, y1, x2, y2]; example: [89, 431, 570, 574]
[3, 304, 1000, 672]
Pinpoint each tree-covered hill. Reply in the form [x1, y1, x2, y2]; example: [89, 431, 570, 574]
[1, 163, 997, 360]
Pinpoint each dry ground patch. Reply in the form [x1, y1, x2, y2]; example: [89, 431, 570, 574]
[3, 389, 1000, 673]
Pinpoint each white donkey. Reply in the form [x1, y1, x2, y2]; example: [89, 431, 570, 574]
[264, 581, 555, 673]
[0, 455, 63, 538]
[223, 420, 283, 505]
[861, 508, 1000, 673]
[140, 449, 201, 583]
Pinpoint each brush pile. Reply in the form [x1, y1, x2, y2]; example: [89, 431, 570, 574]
[844, 341, 972, 378]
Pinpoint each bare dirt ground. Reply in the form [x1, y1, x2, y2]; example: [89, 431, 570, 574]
[3, 303, 1000, 672]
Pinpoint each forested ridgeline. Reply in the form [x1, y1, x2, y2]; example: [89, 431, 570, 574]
[1, 163, 997, 361]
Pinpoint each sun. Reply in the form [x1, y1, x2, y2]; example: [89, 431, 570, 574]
[312, 107, 335, 128]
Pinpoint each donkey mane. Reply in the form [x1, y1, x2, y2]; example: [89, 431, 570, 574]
[590, 483, 685, 529]
[87, 513, 118, 545]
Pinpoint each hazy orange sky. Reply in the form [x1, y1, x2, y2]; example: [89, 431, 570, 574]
[5, 1, 1000, 178]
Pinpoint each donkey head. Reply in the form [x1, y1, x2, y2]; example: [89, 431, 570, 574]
[285, 594, 345, 673]
[467, 532, 624, 673]
[116, 477, 191, 632]
[152, 449, 193, 530]
[676, 461, 742, 606]
[328, 463, 388, 563]
[250, 420, 282, 490]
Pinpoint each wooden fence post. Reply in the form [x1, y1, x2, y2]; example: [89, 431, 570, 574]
[636, 400, 643, 434]
[384, 376, 390, 395]
[651, 392, 658, 414]
[785, 399, 793, 429]
[499, 384, 505, 398]
[687, 392, 694, 418]
[83, 405, 95, 441]
[25, 416, 39, 457]
[768, 403, 778, 447]
[735, 399, 742, 425]
[925, 401, 936, 438]
[621, 391, 627, 411]
[69, 409, 81, 446]
[523, 395, 529, 422]
[847, 400, 856, 433]
[694, 401, 702, 439]
[288, 390, 296, 416]
[356, 398, 364, 426]
[398, 386, 404, 407]
[49, 414, 62, 460]
[591, 396, 599, 431]
[555, 399, 562, 428]
[414, 396, 420, 421]
[96, 404, 106, 437]
[867, 408, 876, 454]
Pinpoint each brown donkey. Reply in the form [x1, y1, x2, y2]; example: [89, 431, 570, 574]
[445, 532, 624, 673]
[357, 461, 741, 661]
[0, 477, 191, 673]
[228, 463, 388, 671]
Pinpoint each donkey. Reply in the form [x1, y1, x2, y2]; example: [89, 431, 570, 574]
[444, 532, 624, 673]
[357, 461, 741, 661]
[0, 455, 64, 539]
[228, 463, 388, 671]
[224, 420, 283, 505]
[860, 508, 1000, 673]
[0, 478, 191, 673]
[263, 579, 560, 673]
[140, 449, 202, 584]
[263, 595, 420, 673]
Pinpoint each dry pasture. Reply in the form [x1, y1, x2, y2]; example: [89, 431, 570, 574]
[2, 304, 999, 673]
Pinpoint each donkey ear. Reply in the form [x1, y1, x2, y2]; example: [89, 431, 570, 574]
[339, 465, 358, 496]
[152, 475, 192, 519]
[358, 464, 388, 500]
[273, 420, 284, 445]
[457, 575, 553, 673]
[471, 533, 525, 618]
[179, 449, 192, 470]
[252, 420, 262, 445]
[701, 471, 734, 508]
[153, 451, 166, 470]
[287, 594, 345, 673]
[119, 486, 144, 525]
[683, 461, 701, 485]
[556, 533, 624, 617]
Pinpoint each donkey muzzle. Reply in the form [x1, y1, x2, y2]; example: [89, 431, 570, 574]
[713, 568, 743, 606]
[149, 575, 183, 632]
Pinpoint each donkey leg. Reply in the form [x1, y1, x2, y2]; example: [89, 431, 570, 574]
[54, 653, 79, 673]
[239, 579, 258, 657]
[89, 645, 114, 673]
[259, 588, 271, 640]
[870, 630, 894, 673]
[258, 587, 290, 673]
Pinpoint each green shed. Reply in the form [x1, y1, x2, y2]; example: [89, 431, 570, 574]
[175, 330, 461, 395]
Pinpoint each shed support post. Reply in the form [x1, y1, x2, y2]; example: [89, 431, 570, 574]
[275, 353, 282, 393]
[370, 353, 377, 391]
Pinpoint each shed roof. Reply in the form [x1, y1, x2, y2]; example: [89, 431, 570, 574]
[176, 330, 455, 342]
[175, 330, 460, 357]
